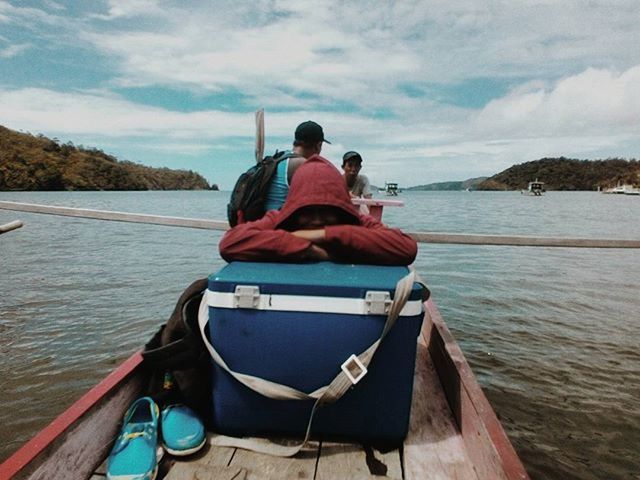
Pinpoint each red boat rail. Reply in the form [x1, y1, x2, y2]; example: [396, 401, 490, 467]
[0, 352, 144, 479]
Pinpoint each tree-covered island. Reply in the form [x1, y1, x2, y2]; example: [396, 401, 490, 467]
[476, 157, 640, 191]
[0, 125, 217, 191]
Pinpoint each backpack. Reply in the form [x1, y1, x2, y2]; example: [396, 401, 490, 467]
[142, 278, 211, 422]
[227, 150, 297, 226]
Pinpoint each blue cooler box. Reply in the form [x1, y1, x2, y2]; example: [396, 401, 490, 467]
[206, 261, 424, 443]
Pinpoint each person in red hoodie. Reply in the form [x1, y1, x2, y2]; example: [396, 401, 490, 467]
[219, 155, 417, 265]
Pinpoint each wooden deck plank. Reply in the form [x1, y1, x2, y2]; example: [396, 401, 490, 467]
[403, 318, 480, 480]
[315, 442, 402, 479]
[228, 440, 320, 480]
[165, 463, 246, 480]
[163, 441, 236, 479]
[93, 459, 107, 475]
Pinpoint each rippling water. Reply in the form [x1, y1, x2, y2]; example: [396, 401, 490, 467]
[1, 191, 639, 479]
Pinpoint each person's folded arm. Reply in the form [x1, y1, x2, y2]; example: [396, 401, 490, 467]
[324, 219, 417, 265]
[219, 212, 313, 262]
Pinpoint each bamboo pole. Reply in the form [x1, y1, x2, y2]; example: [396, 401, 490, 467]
[408, 232, 640, 248]
[0, 219, 23, 234]
[1, 200, 640, 248]
[0, 201, 228, 231]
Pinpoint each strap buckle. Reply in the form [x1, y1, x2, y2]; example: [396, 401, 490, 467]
[341, 354, 367, 385]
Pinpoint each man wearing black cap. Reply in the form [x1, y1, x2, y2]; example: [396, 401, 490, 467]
[342, 151, 372, 198]
[264, 120, 331, 212]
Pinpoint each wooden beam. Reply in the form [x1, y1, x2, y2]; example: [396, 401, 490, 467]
[0, 201, 229, 231]
[409, 232, 640, 248]
[0, 219, 23, 234]
[2, 201, 640, 248]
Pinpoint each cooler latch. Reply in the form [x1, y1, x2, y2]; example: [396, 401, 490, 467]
[365, 291, 392, 315]
[234, 285, 260, 309]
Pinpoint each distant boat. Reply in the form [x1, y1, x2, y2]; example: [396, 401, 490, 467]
[602, 182, 639, 195]
[379, 182, 400, 196]
[521, 179, 545, 196]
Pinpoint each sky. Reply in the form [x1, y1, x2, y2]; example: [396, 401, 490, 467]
[1, 0, 639, 189]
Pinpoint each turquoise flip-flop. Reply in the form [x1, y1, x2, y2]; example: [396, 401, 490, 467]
[161, 404, 206, 456]
[107, 396, 160, 480]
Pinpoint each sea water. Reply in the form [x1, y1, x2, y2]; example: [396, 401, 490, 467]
[0, 190, 639, 479]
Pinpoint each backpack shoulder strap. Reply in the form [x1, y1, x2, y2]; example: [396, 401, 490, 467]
[270, 150, 302, 162]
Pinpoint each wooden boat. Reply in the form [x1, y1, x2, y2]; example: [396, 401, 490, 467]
[0, 299, 529, 480]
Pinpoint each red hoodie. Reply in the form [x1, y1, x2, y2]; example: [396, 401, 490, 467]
[219, 155, 417, 265]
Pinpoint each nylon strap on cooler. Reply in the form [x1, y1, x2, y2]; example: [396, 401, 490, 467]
[197, 267, 428, 457]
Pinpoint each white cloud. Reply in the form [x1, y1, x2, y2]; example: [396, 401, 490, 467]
[0, 0, 67, 26]
[473, 66, 640, 138]
[0, 43, 31, 58]
[67, 0, 640, 119]
[0, 87, 252, 137]
[88, 0, 165, 20]
[42, 0, 66, 12]
[0, 87, 397, 146]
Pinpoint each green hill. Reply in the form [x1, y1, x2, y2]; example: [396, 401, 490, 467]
[476, 157, 640, 191]
[0, 125, 215, 191]
[407, 177, 488, 191]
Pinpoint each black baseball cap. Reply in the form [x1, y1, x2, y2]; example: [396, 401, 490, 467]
[342, 151, 362, 164]
[295, 121, 331, 144]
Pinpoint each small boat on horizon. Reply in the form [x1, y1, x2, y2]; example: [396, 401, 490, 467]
[521, 179, 545, 196]
[602, 182, 639, 194]
[379, 182, 401, 196]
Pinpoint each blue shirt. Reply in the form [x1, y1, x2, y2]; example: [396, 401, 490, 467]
[264, 156, 290, 212]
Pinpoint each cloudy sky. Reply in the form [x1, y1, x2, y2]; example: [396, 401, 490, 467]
[1, 0, 639, 189]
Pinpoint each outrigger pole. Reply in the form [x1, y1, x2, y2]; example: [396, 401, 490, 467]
[2, 201, 640, 249]
[0, 219, 23, 235]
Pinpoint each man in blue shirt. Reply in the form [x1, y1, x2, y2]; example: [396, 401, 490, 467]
[264, 121, 331, 211]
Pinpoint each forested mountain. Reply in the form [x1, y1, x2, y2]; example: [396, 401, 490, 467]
[0, 125, 215, 191]
[407, 177, 488, 191]
[476, 157, 640, 191]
